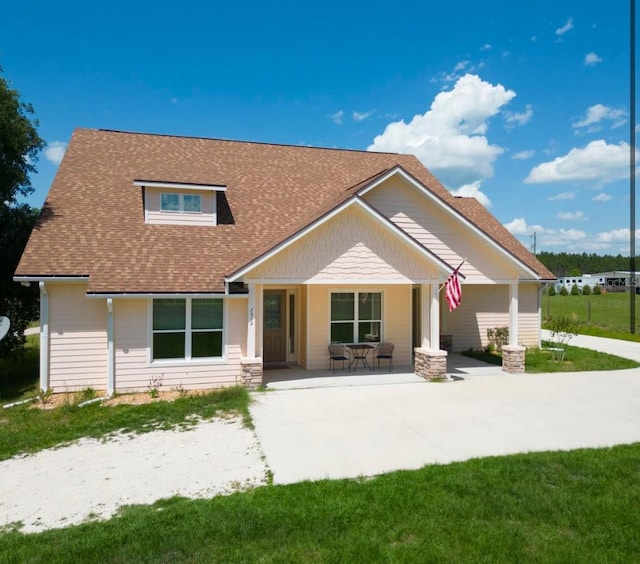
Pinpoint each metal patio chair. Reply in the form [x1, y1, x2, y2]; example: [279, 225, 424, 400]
[374, 342, 394, 371]
[328, 344, 350, 373]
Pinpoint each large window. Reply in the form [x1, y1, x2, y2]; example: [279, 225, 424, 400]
[330, 292, 381, 344]
[152, 298, 223, 360]
[160, 193, 202, 213]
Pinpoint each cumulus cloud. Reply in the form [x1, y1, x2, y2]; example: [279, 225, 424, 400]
[584, 52, 603, 66]
[555, 18, 574, 36]
[595, 228, 640, 244]
[368, 74, 516, 188]
[524, 140, 633, 184]
[548, 191, 576, 201]
[481, 44, 492, 51]
[512, 150, 535, 160]
[353, 110, 375, 122]
[573, 104, 627, 131]
[504, 217, 543, 236]
[504, 104, 533, 128]
[44, 141, 67, 165]
[450, 180, 492, 207]
[556, 211, 586, 221]
[592, 193, 612, 202]
[329, 110, 344, 125]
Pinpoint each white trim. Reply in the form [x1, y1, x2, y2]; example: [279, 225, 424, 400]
[106, 298, 115, 396]
[228, 196, 453, 283]
[247, 283, 256, 358]
[14, 276, 89, 283]
[357, 167, 541, 279]
[133, 180, 227, 191]
[160, 192, 203, 214]
[39, 282, 49, 393]
[246, 278, 440, 285]
[87, 292, 238, 299]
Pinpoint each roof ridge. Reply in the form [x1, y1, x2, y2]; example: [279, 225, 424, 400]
[90, 128, 402, 155]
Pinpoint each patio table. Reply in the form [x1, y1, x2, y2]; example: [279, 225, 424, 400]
[347, 343, 374, 371]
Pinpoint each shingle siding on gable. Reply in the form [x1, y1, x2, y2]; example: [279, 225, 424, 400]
[364, 177, 526, 281]
[246, 205, 436, 283]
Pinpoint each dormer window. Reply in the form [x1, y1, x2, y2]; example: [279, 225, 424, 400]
[134, 180, 226, 226]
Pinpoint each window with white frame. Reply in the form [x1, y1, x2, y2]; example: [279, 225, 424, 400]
[330, 292, 381, 343]
[160, 193, 202, 213]
[152, 298, 223, 360]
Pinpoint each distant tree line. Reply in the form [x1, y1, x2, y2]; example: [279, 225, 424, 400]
[536, 252, 632, 278]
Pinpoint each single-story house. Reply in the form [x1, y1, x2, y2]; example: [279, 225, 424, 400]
[15, 128, 555, 394]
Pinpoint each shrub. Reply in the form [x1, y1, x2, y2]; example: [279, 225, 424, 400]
[560, 286, 569, 296]
[487, 327, 509, 352]
[547, 315, 578, 349]
[570, 283, 581, 295]
[593, 285, 602, 295]
[547, 285, 556, 296]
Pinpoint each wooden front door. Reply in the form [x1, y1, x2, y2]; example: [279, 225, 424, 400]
[263, 290, 287, 363]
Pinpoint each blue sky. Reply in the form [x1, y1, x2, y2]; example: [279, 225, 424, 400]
[1, 0, 636, 255]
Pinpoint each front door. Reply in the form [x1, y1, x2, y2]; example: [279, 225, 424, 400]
[263, 290, 287, 363]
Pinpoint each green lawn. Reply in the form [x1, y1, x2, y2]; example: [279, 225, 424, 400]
[1, 444, 639, 562]
[543, 292, 640, 340]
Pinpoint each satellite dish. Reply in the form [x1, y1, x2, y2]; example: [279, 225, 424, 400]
[0, 317, 10, 342]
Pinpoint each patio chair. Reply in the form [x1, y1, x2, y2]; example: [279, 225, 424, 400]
[328, 344, 350, 373]
[374, 342, 394, 371]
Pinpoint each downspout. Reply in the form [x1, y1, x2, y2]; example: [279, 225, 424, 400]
[107, 298, 115, 397]
[39, 282, 49, 393]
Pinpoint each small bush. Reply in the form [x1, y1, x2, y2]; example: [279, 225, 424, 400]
[570, 283, 581, 295]
[560, 286, 569, 296]
[547, 285, 556, 296]
[582, 284, 591, 295]
[487, 327, 509, 352]
[593, 285, 602, 295]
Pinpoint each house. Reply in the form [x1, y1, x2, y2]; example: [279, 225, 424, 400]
[15, 128, 555, 394]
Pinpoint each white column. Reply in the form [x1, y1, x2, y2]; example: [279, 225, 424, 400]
[509, 282, 519, 346]
[247, 283, 256, 358]
[420, 283, 430, 348]
[39, 282, 49, 393]
[107, 298, 115, 396]
[430, 282, 440, 350]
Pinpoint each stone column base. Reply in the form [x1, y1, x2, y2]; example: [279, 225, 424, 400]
[414, 348, 448, 380]
[502, 345, 526, 373]
[240, 357, 263, 389]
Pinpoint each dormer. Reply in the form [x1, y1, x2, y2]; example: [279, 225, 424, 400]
[134, 180, 227, 226]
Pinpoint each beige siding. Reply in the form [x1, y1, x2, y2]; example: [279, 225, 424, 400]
[112, 298, 246, 392]
[444, 284, 540, 351]
[305, 284, 413, 370]
[364, 177, 525, 281]
[48, 284, 107, 391]
[248, 205, 436, 283]
[145, 188, 216, 226]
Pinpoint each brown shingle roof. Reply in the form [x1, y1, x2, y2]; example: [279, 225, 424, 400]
[16, 128, 554, 292]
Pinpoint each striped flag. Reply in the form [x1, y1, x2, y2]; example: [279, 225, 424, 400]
[445, 268, 462, 311]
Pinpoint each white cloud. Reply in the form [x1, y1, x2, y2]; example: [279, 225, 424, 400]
[504, 217, 544, 236]
[353, 110, 375, 122]
[512, 150, 535, 160]
[573, 104, 627, 131]
[481, 44, 492, 51]
[555, 18, 574, 36]
[433, 60, 484, 84]
[44, 141, 67, 165]
[524, 140, 633, 184]
[450, 180, 492, 207]
[368, 74, 516, 188]
[592, 193, 612, 202]
[584, 52, 603, 66]
[556, 211, 586, 220]
[504, 104, 533, 128]
[595, 228, 640, 244]
[329, 110, 344, 125]
[548, 191, 576, 201]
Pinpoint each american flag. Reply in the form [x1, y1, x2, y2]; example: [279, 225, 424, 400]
[445, 268, 462, 311]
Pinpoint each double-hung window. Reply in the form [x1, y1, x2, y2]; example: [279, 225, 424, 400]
[160, 193, 202, 213]
[152, 298, 223, 360]
[330, 292, 382, 343]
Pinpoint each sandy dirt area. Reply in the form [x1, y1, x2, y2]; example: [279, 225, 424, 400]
[0, 416, 269, 533]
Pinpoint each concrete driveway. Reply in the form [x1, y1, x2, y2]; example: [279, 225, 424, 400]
[250, 335, 640, 484]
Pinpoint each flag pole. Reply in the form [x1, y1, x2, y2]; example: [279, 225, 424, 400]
[438, 258, 467, 293]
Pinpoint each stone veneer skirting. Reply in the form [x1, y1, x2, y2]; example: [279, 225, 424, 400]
[502, 345, 526, 373]
[414, 348, 448, 380]
[240, 357, 263, 389]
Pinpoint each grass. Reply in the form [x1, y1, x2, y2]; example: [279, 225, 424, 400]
[463, 342, 639, 373]
[543, 292, 640, 341]
[0, 386, 251, 461]
[0, 444, 639, 561]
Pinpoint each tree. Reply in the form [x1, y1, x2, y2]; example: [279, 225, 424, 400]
[0, 67, 45, 358]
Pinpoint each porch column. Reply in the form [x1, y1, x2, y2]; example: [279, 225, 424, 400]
[415, 282, 448, 381]
[106, 298, 115, 396]
[241, 282, 263, 389]
[39, 282, 49, 393]
[503, 281, 525, 373]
